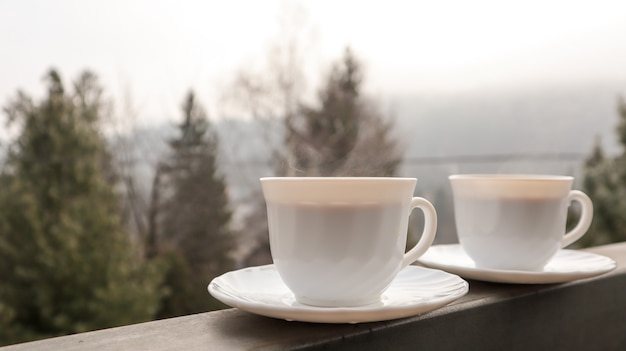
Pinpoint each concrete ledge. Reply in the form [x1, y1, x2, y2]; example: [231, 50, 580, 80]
[2, 243, 625, 351]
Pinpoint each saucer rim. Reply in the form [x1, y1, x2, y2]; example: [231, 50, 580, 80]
[208, 264, 469, 323]
[417, 244, 617, 284]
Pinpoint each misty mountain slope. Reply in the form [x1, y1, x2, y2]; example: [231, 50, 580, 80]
[394, 82, 624, 159]
[121, 82, 626, 223]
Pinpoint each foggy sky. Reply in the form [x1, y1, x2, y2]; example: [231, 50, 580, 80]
[2, 0, 626, 126]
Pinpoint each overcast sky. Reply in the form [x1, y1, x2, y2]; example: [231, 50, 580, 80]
[2, 0, 626, 126]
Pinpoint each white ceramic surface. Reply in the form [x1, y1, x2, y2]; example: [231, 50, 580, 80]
[449, 174, 593, 271]
[208, 264, 468, 324]
[418, 244, 616, 284]
[261, 177, 437, 307]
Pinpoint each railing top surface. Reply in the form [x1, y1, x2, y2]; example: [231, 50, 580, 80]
[2, 242, 626, 351]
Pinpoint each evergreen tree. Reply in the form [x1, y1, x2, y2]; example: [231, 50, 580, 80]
[0, 70, 163, 346]
[580, 98, 626, 247]
[279, 48, 401, 176]
[156, 91, 234, 317]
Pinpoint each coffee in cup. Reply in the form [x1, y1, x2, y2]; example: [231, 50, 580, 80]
[449, 174, 593, 271]
[261, 177, 437, 307]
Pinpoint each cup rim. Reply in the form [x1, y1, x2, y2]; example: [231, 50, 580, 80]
[449, 174, 573, 182]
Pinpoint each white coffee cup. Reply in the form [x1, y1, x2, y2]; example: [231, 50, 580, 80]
[449, 174, 593, 271]
[260, 177, 437, 307]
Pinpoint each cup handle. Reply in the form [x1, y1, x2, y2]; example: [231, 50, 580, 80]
[402, 197, 438, 267]
[562, 190, 594, 248]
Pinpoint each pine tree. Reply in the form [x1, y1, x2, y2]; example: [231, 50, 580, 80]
[580, 98, 626, 247]
[278, 48, 401, 177]
[156, 91, 234, 317]
[0, 70, 164, 345]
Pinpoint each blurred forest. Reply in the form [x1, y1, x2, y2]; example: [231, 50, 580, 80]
[1, 16, 626, 350]
[0, 43, 407, 345]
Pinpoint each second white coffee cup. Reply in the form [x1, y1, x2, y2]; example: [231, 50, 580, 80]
[449, 174, 593, 271]
[261, 177, 437, 307]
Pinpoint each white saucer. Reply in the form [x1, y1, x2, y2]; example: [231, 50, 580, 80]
[418, 244, 617, 284]
[208, 264, 468, 324]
